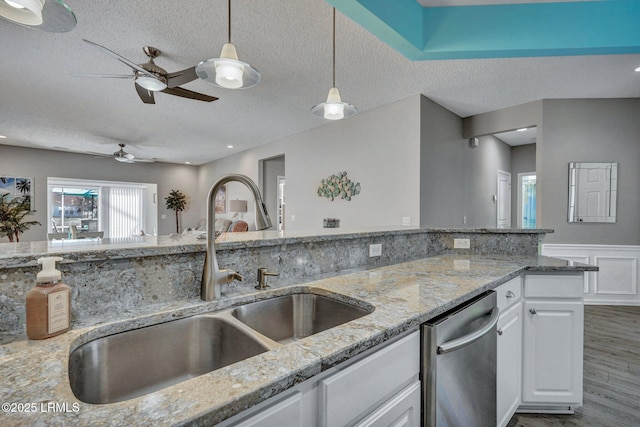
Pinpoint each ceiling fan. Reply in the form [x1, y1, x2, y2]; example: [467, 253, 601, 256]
[74, 39, 219, 104]
[89, 144, 156, 164]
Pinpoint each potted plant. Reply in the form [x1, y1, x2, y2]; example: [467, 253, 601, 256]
[165, 189, 188, 234]
[0, 193, 41, 242]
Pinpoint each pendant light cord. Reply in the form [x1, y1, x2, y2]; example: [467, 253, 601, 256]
[228, 0, 232, 43]
[332, 7, 336, 88]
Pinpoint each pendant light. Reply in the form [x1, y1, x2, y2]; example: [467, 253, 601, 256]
[196, 0, 260, 89]
[0, 0, 76, 32]
[311, 8, 357, 120]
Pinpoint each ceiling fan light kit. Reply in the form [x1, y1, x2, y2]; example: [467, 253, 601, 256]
[312, 7, 357, 121]
[0, 0, 76, 32]
[136, 75, 167, 92]
[75, 40, 218, 104]
[196, 0, 260, 90]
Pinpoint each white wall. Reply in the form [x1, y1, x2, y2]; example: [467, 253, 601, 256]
[0, 145, 200, 241]
[198, 95, 422, 232]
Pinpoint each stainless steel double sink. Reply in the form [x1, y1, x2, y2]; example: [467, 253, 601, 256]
[68, 292, 374, 404]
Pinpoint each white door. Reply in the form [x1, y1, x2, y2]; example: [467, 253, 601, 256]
[577, 167, 611, 222]
[497, 170, 512, 228]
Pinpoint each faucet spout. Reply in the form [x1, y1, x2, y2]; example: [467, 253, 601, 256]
[201, 174, 272, 301]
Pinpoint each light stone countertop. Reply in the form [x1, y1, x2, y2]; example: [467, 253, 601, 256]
[0, 253, 593, 427]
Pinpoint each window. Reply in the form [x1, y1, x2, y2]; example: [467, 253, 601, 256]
[48, 178, 157, 238]
[50, 186, 100, 233]
[518, 173, 536, 229]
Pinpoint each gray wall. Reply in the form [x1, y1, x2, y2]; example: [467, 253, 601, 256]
[465, 98, 640, 245]
[463, 100, 543, 138]
[0, 145, 200, 241]
[420, 97, 511, 228]
[198, 95, 422, 232]
[539, 99, 640, 244]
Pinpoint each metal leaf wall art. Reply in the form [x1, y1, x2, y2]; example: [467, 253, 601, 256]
[317, 171, 361, 201]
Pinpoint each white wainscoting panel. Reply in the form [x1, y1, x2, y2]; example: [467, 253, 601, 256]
[542, 245, 640, 305]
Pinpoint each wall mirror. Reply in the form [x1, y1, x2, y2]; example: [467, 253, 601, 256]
[568, 162, 618, 223]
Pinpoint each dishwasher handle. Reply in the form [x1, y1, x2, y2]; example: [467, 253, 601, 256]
[437, 307, 500, 354]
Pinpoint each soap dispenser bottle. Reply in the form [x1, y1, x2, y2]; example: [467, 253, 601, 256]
[26, 256, 71, 340]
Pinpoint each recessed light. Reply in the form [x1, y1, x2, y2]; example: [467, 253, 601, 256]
[516, 128, 528, 132]
[226, 145, 234, 149]
[635, 66, 640, 72]
[0, 135, 7, 138]
[185, 161, 191, 165]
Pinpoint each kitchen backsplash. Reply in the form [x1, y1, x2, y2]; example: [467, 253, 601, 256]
[0, 229, 545, 334]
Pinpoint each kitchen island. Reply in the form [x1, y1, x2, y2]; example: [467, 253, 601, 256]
[0, 246, 595, 426]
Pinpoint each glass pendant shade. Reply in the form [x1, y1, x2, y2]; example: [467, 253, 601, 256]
[311, 8, 357, 120]
[196, 43, 260, 89]
[312, 87, 357, 120]
[136, 76, 167, 91]
[0, 0, 43, 25]
[0, 0, 76, 32]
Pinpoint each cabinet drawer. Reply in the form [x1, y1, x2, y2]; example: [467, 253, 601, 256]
[496, 276, 522, 312]
[354, 381, 421, 427]
[524, 274, 584, 299]
[319, 332, 419, 427]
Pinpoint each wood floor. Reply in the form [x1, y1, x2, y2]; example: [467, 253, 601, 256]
[507, 305, 640, 427]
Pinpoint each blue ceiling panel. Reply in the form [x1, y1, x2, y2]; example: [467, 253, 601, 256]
[327, 0, 640, 60]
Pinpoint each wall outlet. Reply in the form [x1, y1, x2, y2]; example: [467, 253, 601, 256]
[402, 217, 411, 226]
[290, 215, 296, 222]
[161, 214, 166, 220]
[369, 243, 382, 257]
[453, 238, 470, 249]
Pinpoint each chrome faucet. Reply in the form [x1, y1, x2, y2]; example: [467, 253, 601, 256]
[201, 174, 272, 301]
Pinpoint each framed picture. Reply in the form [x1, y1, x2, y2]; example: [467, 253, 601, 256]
[214, 185, 226, 213]
[0, 176, 34, 212]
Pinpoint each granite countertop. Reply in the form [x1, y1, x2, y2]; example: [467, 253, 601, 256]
[0, 227, 552, 268]
[0, 254, 593, 427]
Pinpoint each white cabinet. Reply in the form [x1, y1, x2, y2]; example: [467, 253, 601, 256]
[354, 381, 421, 427]
[520, 273, 584, 412]
[222, 330, 420, 427]
[496, 277, 522, 427]
[319, 331, 419, 426]
[231, 392, 304, 427]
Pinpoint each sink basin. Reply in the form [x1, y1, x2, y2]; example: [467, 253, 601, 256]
[69, 291, 374, 404]
[232, 293, 374, 344]
[68, 316, 269, 404]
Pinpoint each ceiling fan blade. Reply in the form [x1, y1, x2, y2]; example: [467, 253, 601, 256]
[162, 87, 218, 102]
[135, 83, 156, 104]
[73, 73, 135, 79]
[166, 66, 198, 88]
[82, 39, 157, 79]
[132, 158, 155, 163]
[86, 151, 112, 158]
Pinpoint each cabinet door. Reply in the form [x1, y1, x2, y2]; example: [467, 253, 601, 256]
[522, 301, 584, 405]
[319, 332, 419, 427]
[354, 381, 421, 427]
[497, 303, 522, 427]
[232, 392, 304, 427]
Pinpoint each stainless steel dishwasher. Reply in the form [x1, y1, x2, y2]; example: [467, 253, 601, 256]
[421, 290, 499, 427]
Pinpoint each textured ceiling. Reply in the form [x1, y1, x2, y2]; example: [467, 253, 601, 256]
[0, 0, 639, 165]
